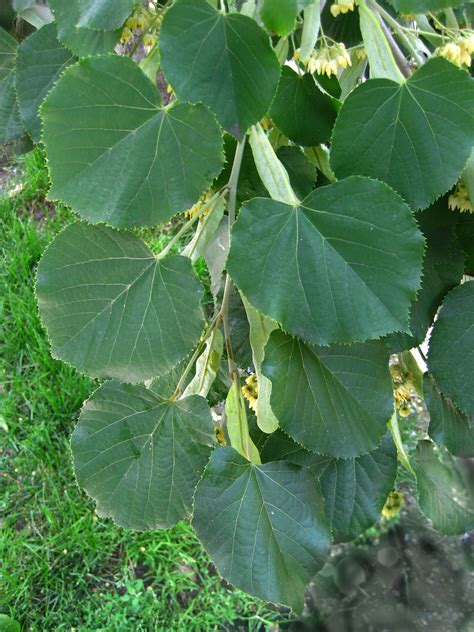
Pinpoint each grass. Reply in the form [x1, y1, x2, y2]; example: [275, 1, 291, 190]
[0, 149, 285, 631]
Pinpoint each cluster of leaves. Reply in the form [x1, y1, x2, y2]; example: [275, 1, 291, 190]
[1, 0, 473, 613]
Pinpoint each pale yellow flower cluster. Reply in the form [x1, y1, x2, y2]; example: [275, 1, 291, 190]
[120, 2, 160, 48]
[394, 385, 411, 417]
[330, 0, 355, 17]
[242, 374, 258, 413]
[306, 43, 352, 77]
[382, 491, 404, 519]
[449, 182, 473, 213]
[436, 33, 474, 68]
[184, 191, 214, 219]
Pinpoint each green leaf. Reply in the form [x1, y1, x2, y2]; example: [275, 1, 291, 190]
[251, 423, 331, 475]
[456, 212, 474, 275]
[192, 446, 331, 612]
[160, 0, 280, 138]
[75, 0, 136, 30]
[72, 381, 215, 530]
[225, 383, 261, 463]
[389, 0, 467, 14]
[182, 329, 224, 399]
[249, 123, 299, 204]
[48, 0, 119, 57]
[385, 197, 465, 352]
[358, 0, 404, 82]
[270, 66, 337, 147]
[41, 55, 224, 228]
[276, 146, 316, 199]
[228, 177, 424, 345]
[0, 615, 21, 632]
[414, 440, 474, 535]
[228, 286, 253, 369]
[139, 45, 161, 84]
[321, 2, 362, 49]
[256, 427, 397, 541]
[16, 23, 76, 143]
[260, 0, 300, 36]
[331, 58, 474, 211]
[428, 281, 474, 417]
[424, 373, 474, 459]
[242, 296, 279, 433]
[36, 222, 205, 382]
[318, 432, 397, 541]
[261, 330, 393, 456]
[0, 27, 23, 144]
[149, 359, 189, 401]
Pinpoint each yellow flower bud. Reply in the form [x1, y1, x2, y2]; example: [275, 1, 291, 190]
[440, 42, 462, 66]
[120, 27, 133, 44]
[135, 14, 147, 30]
[382, 491, 404, 519]
[144, 33, 157, 50]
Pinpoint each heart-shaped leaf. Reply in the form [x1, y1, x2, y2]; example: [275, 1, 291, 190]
[72, 381, 215, 530]
[48, 0, 119, 57]
[385, 197, 464, 352]
[160, 0, 280, 138]
[228, 177, 424, 345]
[41, 54, 224, 228]
[427, 281, 474, 417]
[192, 446, 331, 613]
[254, 427, 397, 541]
[414, 440, 474, 535]
[0, 27, 23, 144]
[75, 0, 135, 30]
[331, 58, 474, 210]
[16, 23, 76, 142]
[260, 0, 311, 36]
[261, 330, 393, 457]
[36, 222, 205, 382]
[424, 373, 474, 459]
[270, 66, 337, 146]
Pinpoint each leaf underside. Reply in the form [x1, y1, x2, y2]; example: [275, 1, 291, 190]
[72, 381, 215, 530]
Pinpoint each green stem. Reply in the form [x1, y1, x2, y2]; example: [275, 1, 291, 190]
[378, 13, 412, 77]
[370, 0, 425, 66]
